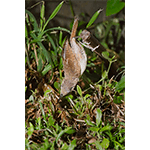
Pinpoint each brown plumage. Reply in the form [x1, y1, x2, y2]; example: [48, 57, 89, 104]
[60, 17, 87, 97]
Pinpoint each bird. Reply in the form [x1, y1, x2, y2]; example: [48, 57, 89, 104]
[60, 17, 87, 98]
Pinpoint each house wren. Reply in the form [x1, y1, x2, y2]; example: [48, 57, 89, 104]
[60, 17, 87, 98]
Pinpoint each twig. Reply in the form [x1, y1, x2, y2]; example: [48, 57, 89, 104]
[107, 90, 124, 116]
[114, 104, 124, 116]
[68, 97, 79, 114]
[79, 29, 119, 77]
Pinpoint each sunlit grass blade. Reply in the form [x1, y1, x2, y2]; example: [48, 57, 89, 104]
[42, 1, 64, 31]
[49, 1, 64, 20]
[77, 85, 82, 97]
[86, 9, 103, 28]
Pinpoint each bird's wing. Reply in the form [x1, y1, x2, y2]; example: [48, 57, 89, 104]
[62, 39, 81, 79]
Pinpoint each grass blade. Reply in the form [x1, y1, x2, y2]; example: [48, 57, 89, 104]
[25, 9, 39, 31]
[86, 9, 103, 28]
[42, 1, 64, 31]
[115, 75, 125, 92]
[56, 127, 72, 143]
[77, 85, 82, 97]
[49, 1, 64, 20]
[39, 101, 46, 119]
[45, 27, 71, 34]
[96, 108, 102, 127]
[42, 64, 51, 76]
[40, 1, 45, 30]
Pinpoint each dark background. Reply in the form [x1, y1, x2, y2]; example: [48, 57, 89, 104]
[25, 0, 124, 30]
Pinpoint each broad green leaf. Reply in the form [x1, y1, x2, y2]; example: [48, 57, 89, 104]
[54, 81, 59, 90]
[48, 115, 55, 126]
[100, 125, 112, 132]
[102, 51, 110, 60]
[88, 127, 99, 132]
[96, 108, 102, 127]
[28, 122, 34, 137]
[100, 138, 110, 148]
[115, 75, 125, 92]
[68, 139, 77, 150]
[86, 9, 103, 28]
[106, 0, 125, 16]
[44, 89, 52, 97]
[95, 141, 103, 150]
[65, 129, 76, 134]
[61, 143, 68, 149]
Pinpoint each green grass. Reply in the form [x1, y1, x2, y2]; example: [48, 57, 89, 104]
[25, 1, 125, 149]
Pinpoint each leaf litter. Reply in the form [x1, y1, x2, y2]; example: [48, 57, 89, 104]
[25, 64, 125, 149]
